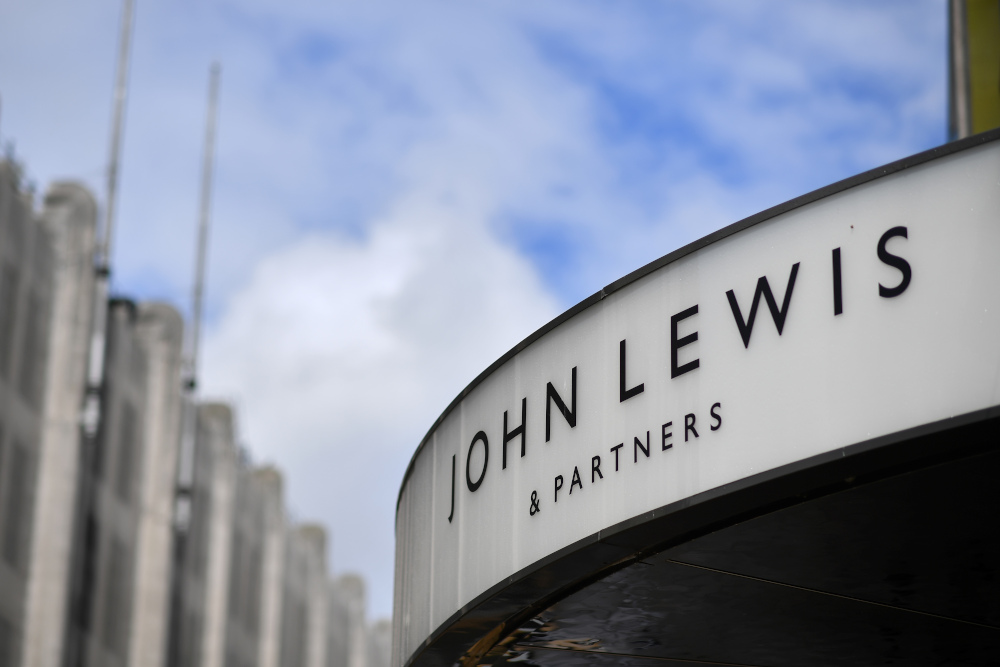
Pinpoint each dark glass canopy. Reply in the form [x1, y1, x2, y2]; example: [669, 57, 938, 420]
[407, 411, 999, 667]
[479, 425, 999, 667]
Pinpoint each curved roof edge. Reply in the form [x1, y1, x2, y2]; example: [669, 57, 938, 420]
[395, 128, 1000, 514]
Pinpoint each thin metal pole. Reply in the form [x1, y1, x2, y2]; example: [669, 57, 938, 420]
[176, 62, 220, 526]
[82, 0, 134, 438]
[189, 61, 220, 393]
[166, 63, 220, 666]
[102, 0, 134, 269]
[948, 0, 971, 141]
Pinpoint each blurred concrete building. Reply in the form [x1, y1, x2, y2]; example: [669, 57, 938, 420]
[328, 575, 368, 667]
[61, 297, 183, 667]
[0, 159, 57, 666]
[0, 157, 387, 667]
[22, 178, 97, 667]
[177, 402, 238, 667]
[366, 620, 391, 667]
[278, 524, 329, 667]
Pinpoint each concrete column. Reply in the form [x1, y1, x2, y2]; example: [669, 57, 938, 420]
[299, 524, 328, 667]
[254, 466, 285, 667]
[23, 183, 96, 667]
[338, 575, 367, 667]
[128, 303, 184, 667]
[198, 403, 237, 667]
[367, 620, 392, 667]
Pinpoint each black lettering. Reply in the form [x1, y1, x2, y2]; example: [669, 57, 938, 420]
[878, 226, 911, 298]
[554, 475, 564, 502]
[569, 466, 583, 494]
[591, 456, 603, 482]
[726, 262, 800, 348]
[832, 247, 843, 315]
[546, 367, 577, 442]
[466, 431, 489, 492]
[671, 305, 700, 378]
[661, 422, 673, 450]
[634, 431, 650, 462]
[685, 414, 699, 442]
[710, 402, 722, 431]
[502, 397, 526, 469]
[448, 454, 455, 523]
[610, 443, 624, 471]
[619, 339, 644, 402]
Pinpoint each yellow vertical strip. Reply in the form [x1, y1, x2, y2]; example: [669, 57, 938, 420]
[966, 0, 1000, 133]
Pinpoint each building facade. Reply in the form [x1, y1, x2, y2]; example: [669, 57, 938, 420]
[0, 159, 56, 666]
[23, 179, 97, 667]
[0, 156, 384, 667]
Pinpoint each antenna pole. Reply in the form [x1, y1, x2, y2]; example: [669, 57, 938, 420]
[166, 63, 221, 664]
[189, 61, 219, 390]
[176, 62, 221, 529]
[82, 0, 135, 438]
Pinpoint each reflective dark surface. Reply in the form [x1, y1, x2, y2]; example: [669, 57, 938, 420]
[483, 449, 1000, 666]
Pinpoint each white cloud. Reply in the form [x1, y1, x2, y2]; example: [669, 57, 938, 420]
[202, 186, 559, 617]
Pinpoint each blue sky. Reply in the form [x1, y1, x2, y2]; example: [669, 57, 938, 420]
[0, 0, 947, 619]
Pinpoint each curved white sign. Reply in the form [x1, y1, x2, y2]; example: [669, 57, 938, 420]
[393, 138, 1000, 665]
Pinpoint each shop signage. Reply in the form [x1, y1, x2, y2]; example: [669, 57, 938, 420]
[394, 139, 1000, 661]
